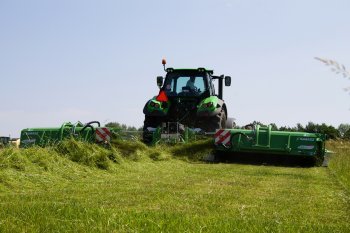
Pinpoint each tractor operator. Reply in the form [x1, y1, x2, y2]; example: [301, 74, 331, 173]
[186, 77, 197, 91]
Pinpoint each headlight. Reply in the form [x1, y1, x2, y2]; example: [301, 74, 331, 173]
[150, 101, 160, 108]
[204, 102, 214, 108]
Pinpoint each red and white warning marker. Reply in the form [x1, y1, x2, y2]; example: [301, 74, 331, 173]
[214, 129, 231, 146]
[95, 127, 111, 142]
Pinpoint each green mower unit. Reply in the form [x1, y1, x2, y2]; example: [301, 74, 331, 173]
[20, 121, 112, 148]
[214, 124, 327, 165]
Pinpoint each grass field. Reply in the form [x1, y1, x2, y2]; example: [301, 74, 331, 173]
[0, 139, 349, 232]
[327, 140, 350, 192]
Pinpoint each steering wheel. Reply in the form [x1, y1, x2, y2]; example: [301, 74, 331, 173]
[180, 86, 199, 96]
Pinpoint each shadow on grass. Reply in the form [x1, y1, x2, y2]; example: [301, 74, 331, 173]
[214, 151, 318, 167]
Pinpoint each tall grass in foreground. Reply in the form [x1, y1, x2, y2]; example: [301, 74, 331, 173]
[0, 139, 349, 232]
[327, 140, 350, 191]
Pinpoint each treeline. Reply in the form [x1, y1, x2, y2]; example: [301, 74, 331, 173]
[238, 121, 350, 140]
[105, 122, 143, 132]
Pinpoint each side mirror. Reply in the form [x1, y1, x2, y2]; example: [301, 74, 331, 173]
[225, 76, 231, 86]
[157, 76, 163, 88]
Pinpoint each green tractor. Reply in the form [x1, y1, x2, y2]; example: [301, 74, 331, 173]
[143, 59, 234, 143]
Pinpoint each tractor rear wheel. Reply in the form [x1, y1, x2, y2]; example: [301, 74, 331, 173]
[142, 116, 161, 143]
[206, 110, 226, 132]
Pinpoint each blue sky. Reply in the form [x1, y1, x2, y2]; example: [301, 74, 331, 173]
[1, 0, 350, 137]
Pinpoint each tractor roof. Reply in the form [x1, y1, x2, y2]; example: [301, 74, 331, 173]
[166, 68, 214, 75]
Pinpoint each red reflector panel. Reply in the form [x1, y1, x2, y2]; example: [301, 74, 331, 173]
[95, 127, 111, 142]
[156, 90, 168, 102]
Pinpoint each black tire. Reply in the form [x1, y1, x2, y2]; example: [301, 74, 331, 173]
[142, 116, 160, 144]
[206, 110, 226, 132]
[312, 155, 325, 167]
[219, 110, 227, 129]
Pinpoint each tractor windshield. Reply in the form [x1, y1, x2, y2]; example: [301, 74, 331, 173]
[163, 74, 207, 97]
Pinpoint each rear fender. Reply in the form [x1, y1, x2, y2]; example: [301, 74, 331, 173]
[143, 97, 170, 116]
[197, 96, 224, 117]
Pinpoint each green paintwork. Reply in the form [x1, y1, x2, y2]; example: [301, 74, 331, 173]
[145, 97, 170, 115]
[215, 125, 326, 160]
[197, 96, 219, 113]
[20, 122, 97, 148]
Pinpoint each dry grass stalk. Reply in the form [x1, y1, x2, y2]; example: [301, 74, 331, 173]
[315, 57, 350, 93]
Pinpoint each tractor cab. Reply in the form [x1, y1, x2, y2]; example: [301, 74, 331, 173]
[157, 67, 230, 99]
[160, 69, 212, 98]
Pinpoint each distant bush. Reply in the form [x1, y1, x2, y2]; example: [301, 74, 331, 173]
[240, 121, 343, 140]
[105, 122, 141, 131]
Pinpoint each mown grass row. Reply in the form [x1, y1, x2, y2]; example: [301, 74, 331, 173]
[0, 139, 349, 192]
[0, 138, 349, 191]
[0, 139, 213, 172]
